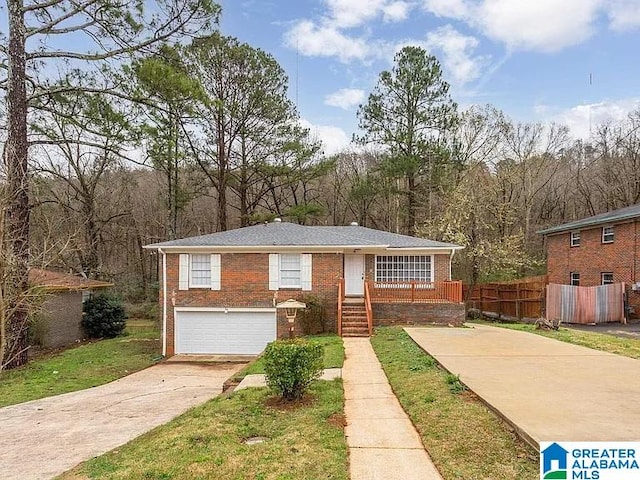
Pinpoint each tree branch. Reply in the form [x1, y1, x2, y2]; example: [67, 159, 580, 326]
[26, 0, 99, 38]
[23, 0, 66, 13]
[27, 3, 205, 60]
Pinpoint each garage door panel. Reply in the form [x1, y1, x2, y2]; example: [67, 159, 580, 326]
[175, 310, 276, 355]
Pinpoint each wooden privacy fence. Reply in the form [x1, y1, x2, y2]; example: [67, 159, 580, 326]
[464, 276, 547, 320]
[546, 283, 626, 324]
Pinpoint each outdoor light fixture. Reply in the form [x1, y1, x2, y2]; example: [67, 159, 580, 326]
[276, 299, 306, 339]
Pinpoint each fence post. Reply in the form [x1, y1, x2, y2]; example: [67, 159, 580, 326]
[516, 284, 522, 320]
[496, 285, 502, 321]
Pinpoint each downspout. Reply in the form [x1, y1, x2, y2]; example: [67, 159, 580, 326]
[449, 249, 456, 281]
[158, 248, 167, 357]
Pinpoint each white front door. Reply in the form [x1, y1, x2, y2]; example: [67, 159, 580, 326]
[344, 254, 365, 296]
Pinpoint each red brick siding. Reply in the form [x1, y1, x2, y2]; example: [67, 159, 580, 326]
[547, 221, 637, 286]
[162, 253, 342, 355]
[372, 302, 464, 326]
[546, 220, 640, 315]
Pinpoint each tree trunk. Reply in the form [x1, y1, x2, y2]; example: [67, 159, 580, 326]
[3, 0, 30, 368]
[407, 173, 416, 235]
[216, 113, 228, 231]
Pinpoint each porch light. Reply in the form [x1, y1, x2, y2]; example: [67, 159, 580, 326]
[276, 299, 306, 338]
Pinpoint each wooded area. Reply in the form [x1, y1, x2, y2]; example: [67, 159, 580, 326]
[2, 1, 640, 366]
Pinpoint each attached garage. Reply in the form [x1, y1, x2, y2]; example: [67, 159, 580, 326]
[174, 309, 276, 355]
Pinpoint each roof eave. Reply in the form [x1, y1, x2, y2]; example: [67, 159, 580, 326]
[145, 244, 461, 252]
[538, 212, 640, 236]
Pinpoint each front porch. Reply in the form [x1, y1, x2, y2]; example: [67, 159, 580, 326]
[337, 280, 464, 337]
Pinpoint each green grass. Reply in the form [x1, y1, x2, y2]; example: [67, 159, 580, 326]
[233, 333, 344, 381]
[0, 328, 160, 407]
[60, 380, 348, 480]
[470, 319, 640, 359]
[371, 327, 538, 480]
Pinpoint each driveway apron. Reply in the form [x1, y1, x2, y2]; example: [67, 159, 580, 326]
[406, 324, 640, 446]
[343, 337, 442, 480]
[0, 362, 244, 480]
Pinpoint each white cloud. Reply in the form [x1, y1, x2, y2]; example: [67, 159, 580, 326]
[284, 21, 371, 62]
[606, 0, 640, 31]
[324, 88, 366, 109]
[423, 0, 606, 52]
[550, 98, 640, 139]
[382, 1, 413, 22]
[284, 0, 415, 63]
[325, 0, 413, 28]
[300, 119, 353, 155]
[425, 25, 489, 85]
[325, 0, 385, 28]
[422, 0, 470, 18]
[478, 0, 601, 52]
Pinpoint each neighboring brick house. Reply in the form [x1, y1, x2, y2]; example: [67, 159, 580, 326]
[30, 269, 113, 348]
[538, 203, 640, 315]
[145, 220, 464, 357]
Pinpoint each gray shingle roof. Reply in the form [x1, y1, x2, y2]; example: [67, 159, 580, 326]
[145, 222, 461, 249]
[538, 203, 640, 235]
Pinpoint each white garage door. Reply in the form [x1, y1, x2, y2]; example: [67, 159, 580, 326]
[175, 310, 276, 355]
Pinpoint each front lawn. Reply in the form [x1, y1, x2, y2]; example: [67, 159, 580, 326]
[60, 380, 349, 480]
[470, 320, 640, 359]
[371, 327, 538, 480]
[234, 333, 344, 380]
[0, 328, 160, 407]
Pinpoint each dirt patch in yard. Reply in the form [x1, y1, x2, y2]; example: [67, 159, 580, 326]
[264, 393, 317, 410]
[327, 412, 346, 428]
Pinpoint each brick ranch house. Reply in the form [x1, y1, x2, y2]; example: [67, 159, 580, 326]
[538, 203, 640, 316]
[145, 220, 464, 356]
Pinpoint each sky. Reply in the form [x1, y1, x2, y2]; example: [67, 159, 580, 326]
[218, 0, 640, 156]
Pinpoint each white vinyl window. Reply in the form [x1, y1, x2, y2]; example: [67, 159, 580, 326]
[189, 254, 211, 287]
[601, 272, 614, 285]
[375, 255, 433, 283]
[602, 226, 615, 243]
[279, 254, 301, 288]
[570, 272, 580, 286]
[570, 231, 580, 247]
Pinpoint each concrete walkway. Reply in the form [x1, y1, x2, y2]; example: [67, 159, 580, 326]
[406, 324, 640, 446]
[0, 362, 244, 480]
[235, 368, 342, 391]
[343, 337, 442, 480]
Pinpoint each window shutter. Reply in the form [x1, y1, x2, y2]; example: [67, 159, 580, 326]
[269, 254, 279, 290]
[178, 254, 189, 290]
[210, 254, 221, 290]
[301, 254, 312, 291]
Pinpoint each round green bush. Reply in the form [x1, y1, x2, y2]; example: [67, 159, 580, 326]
[82, 294, 127, 338]
[263, 339, 324, 401]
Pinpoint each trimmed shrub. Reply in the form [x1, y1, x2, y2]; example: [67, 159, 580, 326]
[82, 294, 127, 338]
[263, 339, 324, 401]
[298, 295, 326, 335]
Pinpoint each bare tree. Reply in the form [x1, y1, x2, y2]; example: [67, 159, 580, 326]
[1, 0, 219, 367]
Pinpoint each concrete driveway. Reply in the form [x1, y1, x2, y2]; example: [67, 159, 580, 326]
[0, 362, 245, 480]
[406, 324, 640, 447]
